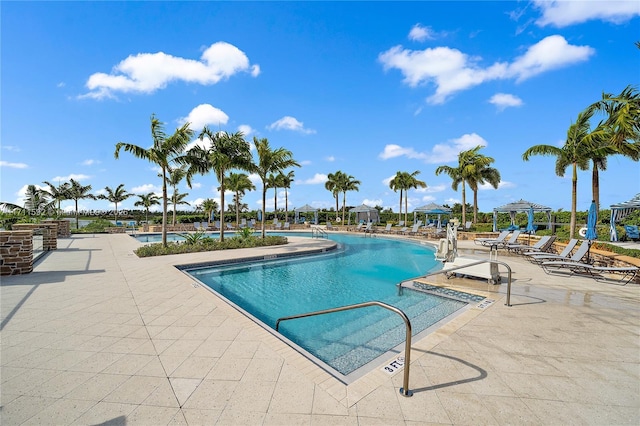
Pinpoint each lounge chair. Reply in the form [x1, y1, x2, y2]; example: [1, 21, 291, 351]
[506, 235, 555, 254]
[458, 221, 472, 231]
[381, 223, 393, 233]
[283, 222, 290, 230]
[539, 242, 591, 272]
[273, 222, 282, 230]
[624, 225, 639, 241]
[525, 239, 578, 264]
[474, 230, 509, 246]
[407, 223, 421, 235]
[491, 231, 521, 249]
[193, 222, 203, 231]
[225, 222, 235, 230]
[326, 222, 335, 231]
[396, 226, 408, 235]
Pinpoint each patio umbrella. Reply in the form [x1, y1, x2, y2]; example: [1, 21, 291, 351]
[585, 200, 598, 262]
[525, 206, 535, 244]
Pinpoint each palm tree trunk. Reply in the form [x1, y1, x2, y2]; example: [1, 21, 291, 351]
[398, 190, 402, 223]
[115, 203, 118, 223]
[161, 168, 168, 247]
[261, 187, 267, 238]
[404, 194, 408, 225]
[285, 189, 288, 223]
[473, 190, 478, 223]
[235, 193, 240, 227]
[570, 163, 578, 239]
[220, 178, 226, 242]
[335, 194, 339, 221]
[273, 187, 278, 220]
[461, 182, 467, 225]
[75, 199, 79, 230]
[342, 191, 346, 224]
[592, 160, 600, 219]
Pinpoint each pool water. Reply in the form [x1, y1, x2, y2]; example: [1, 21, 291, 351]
[185, 234, 469, 376]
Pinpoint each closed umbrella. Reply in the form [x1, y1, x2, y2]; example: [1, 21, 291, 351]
[525, 206, 535, 244]
[585, 200, 598, 262]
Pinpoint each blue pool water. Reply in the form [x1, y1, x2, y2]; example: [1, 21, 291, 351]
[185, 234, 469, 376]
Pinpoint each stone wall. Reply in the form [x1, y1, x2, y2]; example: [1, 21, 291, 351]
[12, 223, 58, 250]
[0, 231, 33, 275]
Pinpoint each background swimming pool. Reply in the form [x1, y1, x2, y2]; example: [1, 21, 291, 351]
[187, 234, 466, 376]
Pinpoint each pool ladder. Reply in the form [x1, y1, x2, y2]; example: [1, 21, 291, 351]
[311, 227, 328, 239]
[276, 301, 414, 397]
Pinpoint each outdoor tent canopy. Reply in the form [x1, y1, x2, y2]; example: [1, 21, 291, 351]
[492, 199, 552, 232]
[348, 204, 379, 225]
[294, 204, 318, 224]
[413, 203, 452, 228]
[609, 193, 640, 241]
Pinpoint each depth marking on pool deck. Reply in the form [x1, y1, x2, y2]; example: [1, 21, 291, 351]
[475, 298, 495, 309]
[381, 356, 405, 375]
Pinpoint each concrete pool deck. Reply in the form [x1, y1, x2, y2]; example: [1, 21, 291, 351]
[1, 233, 639, 425]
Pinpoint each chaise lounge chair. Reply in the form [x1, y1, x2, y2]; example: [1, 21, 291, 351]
[624, 225, 639, 241]
[474, 230, 509, 246]
[493, 231, 521, 249]
[381, 223, 393, 233]
[539, 242, 591, 273]
[524, 238, 578, 264]
[506, 235, 556, 254]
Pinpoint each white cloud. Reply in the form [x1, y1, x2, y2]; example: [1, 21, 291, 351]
[479, 180, 516, 190]
[379, 35, 593, 104]
[382, 175, 395, 187]
[379, 133, 488, 164]
[2, 145, 20, 152]
[81, 159, 101, 166]
[190, 182, 202, 189]
[299, 160, 312, 166]
[489, 93, 523, 111]
[444, 197, 460, 205]
[179, 104, 229, 131]
[421, 195, 436, 203]
[362, 199, 383, 207]
[238, 124, 255, 137]
[95, 188, 107, 196]
[267, 116, 316, 134]
[1, 161, 28, 169]
[131, 183, 161, 194]
[534, 0, 640, 27]
[81, 42, 259, 99]
[14, 184, 46, 205]
[298, 173, 328, 185]
[416, 184, 446, 193]
[248, 173, 262, 187]
[51, 173, 91, 182]
[325, 155, 335, 162]
[408, 24, 437, 42]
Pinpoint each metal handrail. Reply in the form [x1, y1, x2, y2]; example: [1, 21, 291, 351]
[311, 227, 328, 239]
[400, 258, 514, 306]
[276, 301, 414, 397]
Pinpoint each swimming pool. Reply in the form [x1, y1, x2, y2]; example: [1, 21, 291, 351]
[184, 234, 473, 378]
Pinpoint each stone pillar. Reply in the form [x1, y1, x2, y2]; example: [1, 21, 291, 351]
[12, 223, 58, 250]
[44, 219, 71, 238]
[0, 230, 34, 275]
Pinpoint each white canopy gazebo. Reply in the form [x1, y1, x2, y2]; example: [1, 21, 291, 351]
[492, 199, 552, 232]
[348, 204, 379, 225]
[294, 204, 318, 225]
[413, 203, 452, 228]
[610, 193, 640, 241]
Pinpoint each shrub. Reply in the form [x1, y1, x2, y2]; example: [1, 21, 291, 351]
[74, 218, 113, 233]
[135, 235, 288, 257]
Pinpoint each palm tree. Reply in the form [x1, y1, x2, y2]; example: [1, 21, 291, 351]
[402, 171, 427, 224]
[68, 179, 96, 229]
[226, 172, 255, 226]
[199, 198, 219, 228]
[389, 171, 404, 223]
[435, 156, 466, 224]
[23, 184, 51, 215]
[338, 173, 361, 224]
[523, 110, 595, 239]
[464, 151, 501, 223]
[115, 114, 194, 247]
[280, 170, 295, 223]
[168, 190, 190, 221]
[325, 172, 343, 221]
[251, 137, 300, 238]
[586, 85, 640, 212]
[42, 180, 70, 216]
[165, 166, 187, 225]
[266, 173, 280, 220]
[134, 192, 160, 223]
[98, 184, 132, 222]
[183, 129, 253, 241]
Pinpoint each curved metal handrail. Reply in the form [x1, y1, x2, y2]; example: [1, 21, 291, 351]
[276, 301, 414, 397]
[311, 227, 328, 239]
[400, 259, 514, 306]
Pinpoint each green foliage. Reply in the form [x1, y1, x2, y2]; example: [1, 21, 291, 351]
[179, 231, 210, 245]
[134, 235, 288, 257]
[591, 242, 640, 259]
[236, 226, 256, 240]
[74, 218, 113, 233]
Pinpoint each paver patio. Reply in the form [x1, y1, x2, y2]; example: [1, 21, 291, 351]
[1, 232, 638, 425]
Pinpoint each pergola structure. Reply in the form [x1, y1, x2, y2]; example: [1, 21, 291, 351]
[348, 204, 379, 225]
[294, 204, 318, 225]
[610, 193, 640, 241]
[413, 203, 452, 228]
[492, 199, 552, 232]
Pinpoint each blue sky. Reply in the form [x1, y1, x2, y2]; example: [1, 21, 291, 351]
[2, 1, 639, 217]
